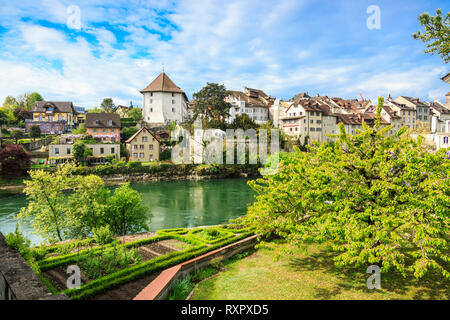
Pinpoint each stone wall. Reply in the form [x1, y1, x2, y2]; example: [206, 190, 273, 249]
[0, 232, 68, 300]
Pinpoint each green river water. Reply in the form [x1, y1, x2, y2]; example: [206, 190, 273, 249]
[0, 178, 256, 245]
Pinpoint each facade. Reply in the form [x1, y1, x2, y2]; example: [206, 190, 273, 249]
[141, 72, 188, 125]
[48, 143, 120, 164]
[28, 101, 76, 134]
[74, 106, 86, 124]
[85, 113, 121, 142]
[394, 96, 431, 130]
[226, 87, 274, 124]
[381, 105, 403, 135]
[125, 127, 160, 162]
[115, 105, 132, 118]
[386, 99, 416, 129]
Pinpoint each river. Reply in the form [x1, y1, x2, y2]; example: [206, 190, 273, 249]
[0, 178, 256, 246]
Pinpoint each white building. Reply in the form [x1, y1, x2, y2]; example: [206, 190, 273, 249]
[226, 87, 274, 125]
[141, 72, 188, 126]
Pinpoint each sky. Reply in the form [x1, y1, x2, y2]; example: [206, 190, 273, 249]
[0, 0, 449, 108]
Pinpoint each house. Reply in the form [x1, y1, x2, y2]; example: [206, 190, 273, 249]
[125, 127, 160, 162]
[27, 101, 77, 134]
[381, 105, 403, 135]
[115, 105, 132, 118]
[48, 143, 120, 165]
[74, 106, 86, 124]
[394, 96, 430, 130]
[385, 99, 416, 129]
[85, 113, 121, 142]
[226, 87, 273, 125]
[141, 72, 189, 126]
[441, 72, 450, 84]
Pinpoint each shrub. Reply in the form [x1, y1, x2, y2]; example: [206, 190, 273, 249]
[126, 161, 142, 170]
[92, 225, 114, 245]
[0, 144, 31, 178]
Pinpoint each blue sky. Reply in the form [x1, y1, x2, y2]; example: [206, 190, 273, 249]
[0, 0, 448, 108]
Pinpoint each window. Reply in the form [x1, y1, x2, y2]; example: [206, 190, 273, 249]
[150, 99, 153, 104]
[444, 137, 449, 144]
[67, 148, 71, 154]
[316, 120, 322, 124]
[39, 115, 43, 121]
[424, 116, 428, 120]
[172, 93, 174, 97]
[150, 92, 153, 97]
[172, 108, 175, 112]
[94, 128, 97, 133]
[140, 145, 144, 150]
[139, 153, 144, 158]
[100, 148, 104, 154]
[150, 154, 153, 162]
[142, 136, 148, 142]
[310, 128, 315, 132]
[58, 115, 63, 121]
[110, 128, 114, 133]
[133, 145, 138, 150]
[133, 153, 138, 158]
[149, 144, 153, 150]
[55, 148, 59, 155]
[172, 100, 175, 104]
[316, 128, 322, 132]
[310, 120, 314, 123]
[111, 148, 115, 154]
[48, 116, 53, 121]
[418, 115, 422, 120]
[102, 128, 106, 133]
[150, 108, 153, 112]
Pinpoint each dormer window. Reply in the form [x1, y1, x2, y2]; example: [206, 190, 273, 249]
[108, 120, 113, 126]
[95, 120, 100, 125]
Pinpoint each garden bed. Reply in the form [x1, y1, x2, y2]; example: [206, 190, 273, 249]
[31, 225, 253, 300]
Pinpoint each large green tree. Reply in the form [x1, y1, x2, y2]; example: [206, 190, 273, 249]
[192, 83, 232, 128]
[105, 183, 149, 236]
[241, 98, 450, 279]
[413, 8, 450, 63]
[100, 98, 116, 113]
[29, 125, 41, 140]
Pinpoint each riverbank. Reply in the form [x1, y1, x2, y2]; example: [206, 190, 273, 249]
[0, 163, 261, 195]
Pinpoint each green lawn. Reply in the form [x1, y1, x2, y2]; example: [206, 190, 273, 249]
[191, 242, 449, 300]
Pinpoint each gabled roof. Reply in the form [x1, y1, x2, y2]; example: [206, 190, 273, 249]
[397, 96, 428, 107]
[382, 105, 401, 119]
[430, 102, 450, 114]
[125, 127, 160, 143]
[140, 72, 187, 100]
[32, 101, 75, 114]
[85, 113, 121, 128]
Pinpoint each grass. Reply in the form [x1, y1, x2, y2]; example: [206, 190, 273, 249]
[190, 242, 449, 300]
[168, 275, 195, 300]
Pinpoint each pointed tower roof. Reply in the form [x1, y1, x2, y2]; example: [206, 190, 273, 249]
[140, 72, 187, 99]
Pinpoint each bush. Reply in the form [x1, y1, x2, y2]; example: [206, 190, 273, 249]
[126, 161, 142, 170]
[5, 225, 31, 258]
[93, 225, 114, 245]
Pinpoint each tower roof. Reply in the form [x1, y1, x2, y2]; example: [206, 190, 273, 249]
[140, 72, 187, 99]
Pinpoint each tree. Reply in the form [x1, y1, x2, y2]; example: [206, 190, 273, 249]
[66, 175, 110, 238]
[100, 98, 116, 113]
[24, 92, 43, 110]
[17, 164, 79, 242]
[127, 107, 142, 122]
[11, 129, 23, 144]
[87, 107, 103, 113]
[192, 83, 232, 127]
[72, 123, 87, 134]
[71, 140, 91, 162]
[29, 125, 41, 141]
[105, 183, 149, 236]
[120, 126, 138, 141]
[413, 8, 450, 63]
[241, 98, 450, 280]
[231, 113, 259, 131]
[0, 144, 31, 178]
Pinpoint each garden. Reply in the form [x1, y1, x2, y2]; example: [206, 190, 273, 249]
[9, 225, 253, 300]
